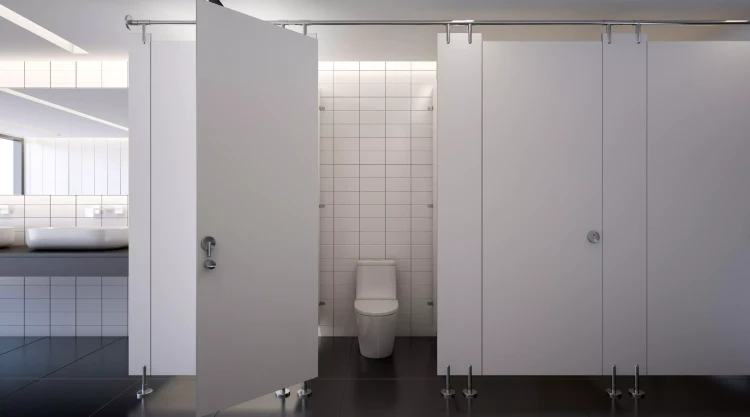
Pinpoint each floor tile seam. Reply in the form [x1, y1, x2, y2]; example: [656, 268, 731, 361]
[88, 378, 141, 417]
[38, 336, 125, 379]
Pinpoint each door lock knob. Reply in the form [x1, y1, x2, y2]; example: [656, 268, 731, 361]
[204, 260, 217, 270]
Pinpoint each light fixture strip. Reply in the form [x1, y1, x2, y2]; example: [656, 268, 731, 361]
[0, 5, 88, 54]
[0, 88, 128, 132]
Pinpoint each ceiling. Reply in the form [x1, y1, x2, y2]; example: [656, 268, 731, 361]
[0, 89, 128, 138]
[1, 0, 750, 60]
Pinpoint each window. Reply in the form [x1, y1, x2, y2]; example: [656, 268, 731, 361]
[0, 137, 22, 195]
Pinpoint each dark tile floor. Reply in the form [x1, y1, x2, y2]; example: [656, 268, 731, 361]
[0, 336, 749, 416]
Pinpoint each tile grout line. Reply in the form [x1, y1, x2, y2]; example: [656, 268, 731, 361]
[87, 378, 141, 417]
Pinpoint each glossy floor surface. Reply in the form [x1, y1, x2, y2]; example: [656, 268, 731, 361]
[0, 336, 749, 416]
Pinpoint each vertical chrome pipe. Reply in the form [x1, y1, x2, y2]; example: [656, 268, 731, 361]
[136, 364, 154, 399]
[629, 365, 646, 399]
[636, 23, 642, 44]
[468, 23, 473, 44]
[445, 24, 451, 44]
[302, 24, 308, 35]
[297, 380, 312, 398]
[463, 365, 478, 399]
[441, 365, 455, 398]
[606, 24, 612, 44]
[605, 365, 622, 399]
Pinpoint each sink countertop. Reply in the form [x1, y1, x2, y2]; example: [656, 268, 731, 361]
[0, 246, 129, 258]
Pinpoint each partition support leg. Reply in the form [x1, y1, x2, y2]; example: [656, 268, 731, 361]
[136, 365, 154, 399]
[628, 365, 646, 399]
[463, 365, 478, 399]
[297, 380, 312, 398]
[441, 365, 455, 398]
[605, 365, 622, 399]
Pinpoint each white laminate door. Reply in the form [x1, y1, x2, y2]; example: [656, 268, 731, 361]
[647, 42, 750, 375]
[482, 41, 603, 375]
[196, 1, 319, 415]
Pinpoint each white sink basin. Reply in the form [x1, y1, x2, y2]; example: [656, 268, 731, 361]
[0, 227, 13, 248]
[26, 227, 129, 250]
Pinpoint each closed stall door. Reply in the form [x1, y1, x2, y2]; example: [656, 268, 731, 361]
[647, 42, 750, 375]
[482, 42, 603, 375]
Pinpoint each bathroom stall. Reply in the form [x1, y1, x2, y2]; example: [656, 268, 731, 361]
[437, 32, 750, 376]
[129, 2, 318, 415]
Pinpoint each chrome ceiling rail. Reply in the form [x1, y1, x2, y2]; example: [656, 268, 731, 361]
[124, 16, 750, 43]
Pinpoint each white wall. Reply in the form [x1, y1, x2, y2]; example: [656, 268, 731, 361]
[318, 61, 436, 338]
[0, 139, 14, 194]
[24, 138, 129, 195]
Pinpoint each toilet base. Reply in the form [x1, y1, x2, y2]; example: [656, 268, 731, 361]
[355, 312, 398, 359]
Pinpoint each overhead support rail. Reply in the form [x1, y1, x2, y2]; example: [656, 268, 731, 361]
[125, 16, 750, 44]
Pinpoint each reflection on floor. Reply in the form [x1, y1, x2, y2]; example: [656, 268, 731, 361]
[0, 336, 749, 416]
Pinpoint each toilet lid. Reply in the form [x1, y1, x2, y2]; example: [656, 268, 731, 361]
[354, 299, 399, 317]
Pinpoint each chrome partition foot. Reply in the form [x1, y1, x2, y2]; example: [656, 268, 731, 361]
[136, 365, 153, 399]
[628, 365, 646, 399]
[462, 365, 478, 399]
[275, 388, 291, 398]
[297, 381, 312, 398]
[605, 365, 622, 399]
[441, 365, 455, 398]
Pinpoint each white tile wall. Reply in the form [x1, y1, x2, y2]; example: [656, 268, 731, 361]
[319, 61, 436, 337]
[24, 138, 129, 196]
[0, 276, 127, 337]
[0, 61, 128, 88]
[0, 195, 129, 246]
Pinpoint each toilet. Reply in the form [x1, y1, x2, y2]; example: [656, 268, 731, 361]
[354, 259, 399, 359]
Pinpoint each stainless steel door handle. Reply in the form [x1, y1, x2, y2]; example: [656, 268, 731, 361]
[201, 236, 216, 257]
[204, 260, 217, 270]
[587, 230, 601, 243]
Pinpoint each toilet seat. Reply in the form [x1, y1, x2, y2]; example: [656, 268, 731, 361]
[354, 299, 399, 317]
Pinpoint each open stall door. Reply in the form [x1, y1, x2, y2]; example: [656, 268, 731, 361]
[196, 1, 319, 415]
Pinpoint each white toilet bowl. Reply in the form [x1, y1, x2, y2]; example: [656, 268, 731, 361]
[355, 259, 399, 359]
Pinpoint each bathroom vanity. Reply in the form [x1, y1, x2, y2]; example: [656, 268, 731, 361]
[0, 246, 128, 276]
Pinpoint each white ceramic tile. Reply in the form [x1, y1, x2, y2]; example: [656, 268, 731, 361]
[386, 192, 411, 205]
[76, 326, 102, 336]
[102, 313, 127, 326]
[386, 232, 410, 245]
[0, 196, 23, 205]
[411, 62, 436, 70]
[386, 98, 411, 110]
[320, 178, 333, 193]
[360, 62, 385, 70]
[412, 271, 433, 285]
[395, 258, 411, 272]
[76, 277, 101, 285]
[411, 138, 432, 151]
[360, 245, 385, 259]
[320, 232, 333, 245]
[411, 231, 433, 245]
[77, 218, 102, 227]
[386, 178, 410, 192]
[102, 326, 128, 337]
[76, 196, 101, 204]
[0, 218, 23, 232]
[412, 218, 432, 232]
[25, 286, 49, 299]
[359, 125, 385, 138]
[360, 205, 385, 218]
[320, 97, 334, 109]
[51, 312, 75, 326]
[360, 111, 385, 125]
[334, 271, 356, 285]
[386, 205, 411, 218]
[411, 71, 436, 84]
[411, 192, 432, 205]
[76, 298, 101, 312]
[411, 111, 432, 124]
[333, 245, 359, 259]
[411, 178, 433, 192]
[77, 286, 101, 299]
[333, 70, 359, 83]
[103, 286, 127, 299]
[320, 165, 334, 178]
[360, 231, 385, 245]
[319, 272, 334, 286]
[24, 195, 50, 204]
[397, 271, 411, 285]
[411, 205, 433, 218]
[334, 258, 358, 272]
[12, 232, 24, 246]
[319, 284, 333, 300]
[360, 218, 385, 232]
[51, 196, 76, 204]
[320, 204, 333, 218]
[334, 205, 359, 218]
[386, 84, 411, 97]
[334, 61, 359, 70]
[333, 151, 359, 165]
[360, 165, 385, 177]
[51, 326, 76, 336]
[319, 83, 333, 97]
[320, 111, 334, 125]
[360, 138, 385, 151]
[0, 313, 23, 326]
[50, 205, 76, 217]
[318, 70, 333, 83]
[386, 245, 411, 259]
[103, 276, 127, 286]
[334, 218, 359, 232]
[412, 245, 434, 259]
[25, 326, 50, 337]
[0, 326, 24, 336]
[320, 192, 333, 205]
[52, 276, 76, 286]
[334, 125, 359, 138]
[360, 71, 385, 83]
[359, 177, 384, 192]
[25, 277, 49, 286]
[411, 83, 434, 97]
[25, 205, 51, 218]
[386, 165, 410, 178]
[333, 98, 359, 110]
[334, 178, 359, 192]
[334, 111, 359, 125]
[386, 218, 411, 232]
[360, 84, 385, 97]
[51, 299, 75, 312]
[333, 165, 359, 178]
[386, 71, 411, 83]
[334, 285, 356, 299]
[360, 151, 385, 165]
[411, 97, 433, 111]
[386, 138, 410, 151]
[51, 218, 76, 227]
[386, 151, 411, 165]
[411, 165, 433, 178]
[318, 326, 334, 336]
[320, 218, 333, 232]
[320, 245, 333, 259]
[333, 192, 359, 205]
[412, 150, 432, 165]
[0, 277, 23, 286]
[386, 62, 410, 70]
[319, 61, 333, 70]
[320, 258, 334, 272]
[360, 98, 385, 110]
[334, 232, 359, 245]
[360, 192, 385, 205]
[334, 137, 359, 151]
[333, 84, 359, 97]
[320, 126, 333, 138]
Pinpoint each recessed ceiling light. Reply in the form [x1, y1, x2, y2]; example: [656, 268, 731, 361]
[0, 88, 128, 132]
[0, 4, 88, 54]
[725, 19, 749, 23]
